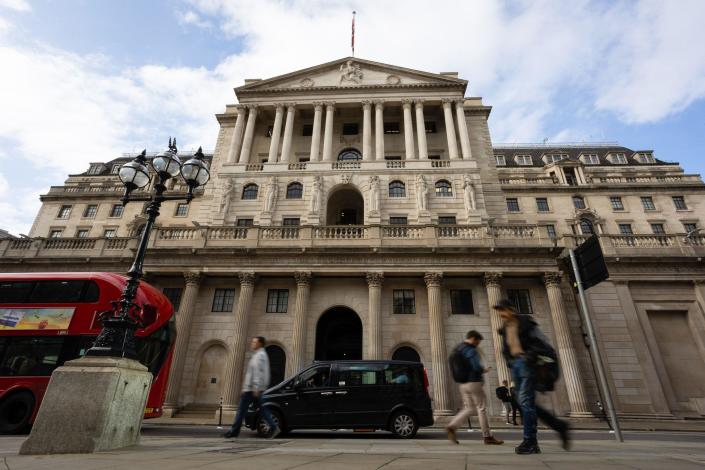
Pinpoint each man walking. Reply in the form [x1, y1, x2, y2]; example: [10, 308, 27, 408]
[494, 299, 569, 454]
[224, 336, 280, 439]
[495, 380, 517, 425]
[445, 330, 504, 445]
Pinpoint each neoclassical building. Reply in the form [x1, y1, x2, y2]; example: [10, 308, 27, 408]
[3, 57, 705, 421]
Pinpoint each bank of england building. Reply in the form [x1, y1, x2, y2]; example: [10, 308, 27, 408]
[4, 58, 705, 420]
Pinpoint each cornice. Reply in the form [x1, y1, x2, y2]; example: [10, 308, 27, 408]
[236, 82, 466, 96]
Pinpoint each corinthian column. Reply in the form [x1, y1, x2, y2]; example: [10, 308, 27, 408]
[288, 271, 312, 377]
[402, 99, 416, 160]
[238, 106, 258, 164]
[424, 272, 452, 415]
[163, 272, 201, 415]
[455, 99, 473, 160]
[483, 272, 511, 385]
[415, 100, 428, 160]
[374, 100, 384, 160]
[362, 100, 372, 161]
[221, 272, 256, 414]
[544, 272, 592, 416]
[309, 103, 323, 162]
[226, 105, 246, 164]
[322, 102, 335, 162]
[442, 98, 459, 160]
[280, 103, 296, 163]
[366, 272, 384, 359]
[267, 105, 284, 163]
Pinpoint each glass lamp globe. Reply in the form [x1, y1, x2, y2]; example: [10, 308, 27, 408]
[181, 147, 210, 188]
[118, 151, 150, 189]
[152, 148, 182, 178]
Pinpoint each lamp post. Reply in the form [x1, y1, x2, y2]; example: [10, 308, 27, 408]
[86, 139, 210, 359]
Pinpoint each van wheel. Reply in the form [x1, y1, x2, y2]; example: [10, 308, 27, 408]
[256, 409, 285, 438]
[390, 410, 418, 439]
[0, 391, 35, 434]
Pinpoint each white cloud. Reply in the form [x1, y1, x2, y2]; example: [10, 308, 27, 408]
[176, 10, 212, 29]
[0, 0, 30, 12]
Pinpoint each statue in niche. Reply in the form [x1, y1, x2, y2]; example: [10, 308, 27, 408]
[263, 176, 278, 213]
[219, 178, 235, 215]
[339, 60, 363, 85]
[368, 175, 380, 213]
[309, 176, 322, 214]
[462, 174, 477, 214]
[416, 174, 429, 212]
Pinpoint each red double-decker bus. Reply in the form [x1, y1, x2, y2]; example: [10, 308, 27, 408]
[0, 272, 176, 434]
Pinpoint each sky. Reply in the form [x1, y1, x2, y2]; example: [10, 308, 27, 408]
[1, 0, 705, 235]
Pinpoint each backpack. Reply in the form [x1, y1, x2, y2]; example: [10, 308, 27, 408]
[449, 344, 470, 383]
[526, 327, 560, 392]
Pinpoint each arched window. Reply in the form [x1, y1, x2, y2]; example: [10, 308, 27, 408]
[265, 345, 286, 385]
[579, 219, 594, 235]
[337, 148, 362, 161]
[242, 183, 258, 200]
[389, 180, 406, 197]
[392, 346, 421, 363]
[435, 180, 453, 197]
[286, 182, 303, 199]
[572, 195, 586, 209]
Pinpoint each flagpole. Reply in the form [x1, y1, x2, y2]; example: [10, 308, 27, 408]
[351, 11, 356, 57]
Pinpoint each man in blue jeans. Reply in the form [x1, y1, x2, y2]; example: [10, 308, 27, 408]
[223, 336, 279, 439]
[494, 300, 570, 454]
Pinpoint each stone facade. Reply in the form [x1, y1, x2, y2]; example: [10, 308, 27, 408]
[3, 57, 705, 420]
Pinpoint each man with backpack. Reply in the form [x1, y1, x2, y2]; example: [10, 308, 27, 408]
[495, 380, 518, 425]
[446, 330, 504, 446]
[494, 299, 570, 454]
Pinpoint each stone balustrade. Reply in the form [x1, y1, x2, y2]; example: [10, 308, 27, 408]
[331, 161, 362, 170]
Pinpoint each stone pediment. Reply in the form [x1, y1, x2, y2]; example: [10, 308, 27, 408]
[235, 57, 467, 94]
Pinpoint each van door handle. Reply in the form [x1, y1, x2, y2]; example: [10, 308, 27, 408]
[320, 391, 333, 396]
[335, 391, 347, 395]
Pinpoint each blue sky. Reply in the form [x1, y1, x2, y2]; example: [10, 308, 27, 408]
[1, 0, 704, 234]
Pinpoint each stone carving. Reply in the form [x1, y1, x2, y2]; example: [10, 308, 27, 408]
[219, 178, 235, 215]
[366, 272, 384, 287]
[309, 176, 323, 214]
[462, 174, 477, 214]
[386, 74, 401, 85]
[340, 174, 352, 184]
[482, 272, 503, 288]
[423, 271, 443, 287]
[263, 176, 278, 213]
[183, 272, 202, 286]
[415, 174, 429, 211]
[238, 271, 256, 286]
[368, 176, 380, 213]
[543, 272, 563, 287]
[299, 78, 314, 87]
[339, 60, 363, 85]
[294, 271, 312, 285]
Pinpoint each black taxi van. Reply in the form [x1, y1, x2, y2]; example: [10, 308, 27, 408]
[244, 360, 433, 438]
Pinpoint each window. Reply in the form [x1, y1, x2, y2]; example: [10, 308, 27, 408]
[651, 223, 665, 234]
[163, 287, 183, 311]
[572, 196, 586, 209]
[87, 164, 103, 175]
[383, 364, 420, 386]
[683, 223, 697, 233]
[495, 155, 506, 166]
[583, 154, 599, 165]
[546, 154, 567, 163]
[579, 219, 594, 235]
[286, 182, 303, 199]
[612, 153, 628, 164]
[282, 217, 300, 226]
[393, 289, 415, 314]
[610, 196, 624, 211]
[57, 205, 72, 219]
[297, 365, 331, 388]
[109, 204, 124, 218]
[236, 218, 253, 227]
[435, 180, 453, 197]
[30, 280, 99, 303]
[342, 123, 359, 135]
[76, 229, 89, 238]
[242, 184, 259, 200]
[638, 153, 656, 164]
[388, 181, 406, 197]
[389, 216, 408, 225]
[383, 122, 400, 134]
[174, 203, 189, 217]
[515, 155, 532, 165]
[673, 196, 688, 210]
[0, 337, 65, 377]
[212, 288, 235, 312]
[266, 289, 289, 313]
[103, 229, 117, 238]
[424, 121, 437, 133]
[641, 196, 656, 211]
[450, 290, 474, 315]
[438, 216, 456, 225]
[545, 224, 557, 238]
[265, 125, 273, 137]
[337, 364, 380, 386]
[618, 223, 633, 235]
[338, 148, 362, 161]
[302, 124, 313, 136]
[82, 205, 98, 218]
[506, 198, 520, 212]
[536, 198, 550, 212]
[507, 289, 533, 315]
[49, 230, 63, 238]
[111, 164, 122, 174]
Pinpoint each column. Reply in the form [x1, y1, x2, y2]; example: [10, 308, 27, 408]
[483, 272, 511, 385]
[267, 105, 284, 164]
[415, 100, 428, 160]
[442, 99, 459, 160]
[402, 99, 416, 160]
[544, 272, 592, 416]
[424, 272, 452, 414]
[280, 103, 296, 163]
[221, 272, 256, 413]
[226, 106, 245, 164]
[309, 102, 323, 162]
[374, 100, 384, 161]
[238, 106, 258, 164]
[288, 271, 312, 377]
[455, 99, 473, 160]
[163, 272, 201, 413]
[362, 100, 373, 161]
[321, 102, 335, 162]
[366, 272, 384, 359]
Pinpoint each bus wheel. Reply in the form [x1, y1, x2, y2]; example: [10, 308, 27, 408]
[0, 391, 35, 434]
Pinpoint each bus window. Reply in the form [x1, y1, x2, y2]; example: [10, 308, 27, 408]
[0, 337, 64, 376]
[0, 281, 34, 303]
[29, 281, 86, 303]
[84, 281, 100, 303]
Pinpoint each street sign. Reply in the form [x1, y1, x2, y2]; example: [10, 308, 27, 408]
[573, 235, 609, 289]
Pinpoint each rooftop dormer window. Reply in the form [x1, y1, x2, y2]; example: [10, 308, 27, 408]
[87, 164, 104, 175]
[609, 153, 628, 164]
[495, 155, 506, 166]
[545, 154, 567, 164]
[515, 155, 532, 166]
[637, 153, 656, 164]
[581, 154, 599, 165]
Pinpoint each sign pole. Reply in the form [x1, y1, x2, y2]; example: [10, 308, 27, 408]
[569, 248, 624, 443]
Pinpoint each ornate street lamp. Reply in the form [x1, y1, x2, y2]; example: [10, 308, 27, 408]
[87, 139, 210, 359]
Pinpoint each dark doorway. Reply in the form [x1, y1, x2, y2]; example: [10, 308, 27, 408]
[392, 346, 421, 363]
[315, 307, 362, 360]
[326, 186, 364, 225]
[266, 345, 286, 385]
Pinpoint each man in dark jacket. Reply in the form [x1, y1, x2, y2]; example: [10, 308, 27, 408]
[495, 380, 518, 425]
[494, 299, 570, 454]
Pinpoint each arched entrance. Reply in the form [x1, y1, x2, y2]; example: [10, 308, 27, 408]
[194, 344, 226, 404]
[315, 307, 363, 360]
[326, 185, 364, 225]
[266, 345, 286, 385]
[392, 346, 421, 363]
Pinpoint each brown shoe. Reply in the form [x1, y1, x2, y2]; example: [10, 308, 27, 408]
[484, 436, 504, 445]
[445, 427, 459, 444]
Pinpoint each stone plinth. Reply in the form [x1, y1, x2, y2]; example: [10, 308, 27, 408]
[20, 357, 152, 455]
